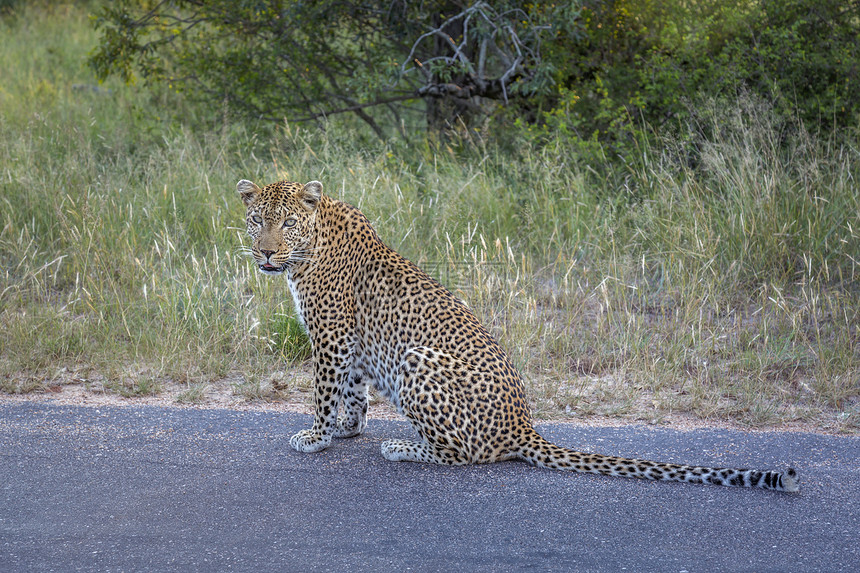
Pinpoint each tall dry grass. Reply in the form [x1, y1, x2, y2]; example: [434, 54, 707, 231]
[1, 3, 857, 430]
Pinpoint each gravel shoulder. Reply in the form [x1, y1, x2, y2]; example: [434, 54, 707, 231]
[0, 375, 849, 436]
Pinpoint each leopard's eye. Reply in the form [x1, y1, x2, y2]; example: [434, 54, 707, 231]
[283, 218, 297, 228]
[251, 215, 263, 225]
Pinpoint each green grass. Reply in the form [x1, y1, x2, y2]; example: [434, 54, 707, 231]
[0, 2, 858, 432]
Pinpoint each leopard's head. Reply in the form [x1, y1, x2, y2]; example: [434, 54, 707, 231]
[237, 179, 322, 275]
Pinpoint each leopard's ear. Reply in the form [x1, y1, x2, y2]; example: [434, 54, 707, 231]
[237, 179, 261, 207]
[299, 180, 323, 212]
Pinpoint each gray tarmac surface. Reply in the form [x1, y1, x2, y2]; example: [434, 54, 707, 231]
[1, 401, 858, 572]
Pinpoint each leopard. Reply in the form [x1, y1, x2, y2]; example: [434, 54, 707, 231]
[237, 178, 799, 492]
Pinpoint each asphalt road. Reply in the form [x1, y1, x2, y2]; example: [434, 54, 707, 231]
[1, 402, 858, 572]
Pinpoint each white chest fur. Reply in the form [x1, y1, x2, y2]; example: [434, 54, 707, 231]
[286, 274, 305, 328]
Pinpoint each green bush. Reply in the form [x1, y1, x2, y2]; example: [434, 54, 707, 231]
[519, 0, 860, 161]
[713, 0, 860, 128]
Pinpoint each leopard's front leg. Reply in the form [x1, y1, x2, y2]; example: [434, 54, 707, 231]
[290, 338, 354, 453]
[333, 369, 368, 438]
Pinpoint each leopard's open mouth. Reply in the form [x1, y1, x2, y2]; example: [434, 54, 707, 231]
[259, 262, 286, 274]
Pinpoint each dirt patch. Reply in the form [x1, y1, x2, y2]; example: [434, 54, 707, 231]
[1, 366, 849, 435]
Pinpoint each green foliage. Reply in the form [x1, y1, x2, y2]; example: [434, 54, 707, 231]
[89, 0, 860, 152]
[89, 0, 407, 137]
[518, 0, 860, 160]
[89, 0, 554, 138]
[713, 0, 860, 127]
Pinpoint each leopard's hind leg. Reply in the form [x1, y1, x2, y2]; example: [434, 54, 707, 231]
[380, 346, 478, 465]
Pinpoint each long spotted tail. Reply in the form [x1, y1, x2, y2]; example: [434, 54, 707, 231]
[518, 429, 799, 492]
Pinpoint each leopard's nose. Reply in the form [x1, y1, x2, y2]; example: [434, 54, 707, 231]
[260, 249, 275, 258]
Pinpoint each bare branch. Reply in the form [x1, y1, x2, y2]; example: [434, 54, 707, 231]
[398, 1, 542, 105]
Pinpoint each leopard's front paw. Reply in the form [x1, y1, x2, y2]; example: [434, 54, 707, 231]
[289, 429, 332, 453]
